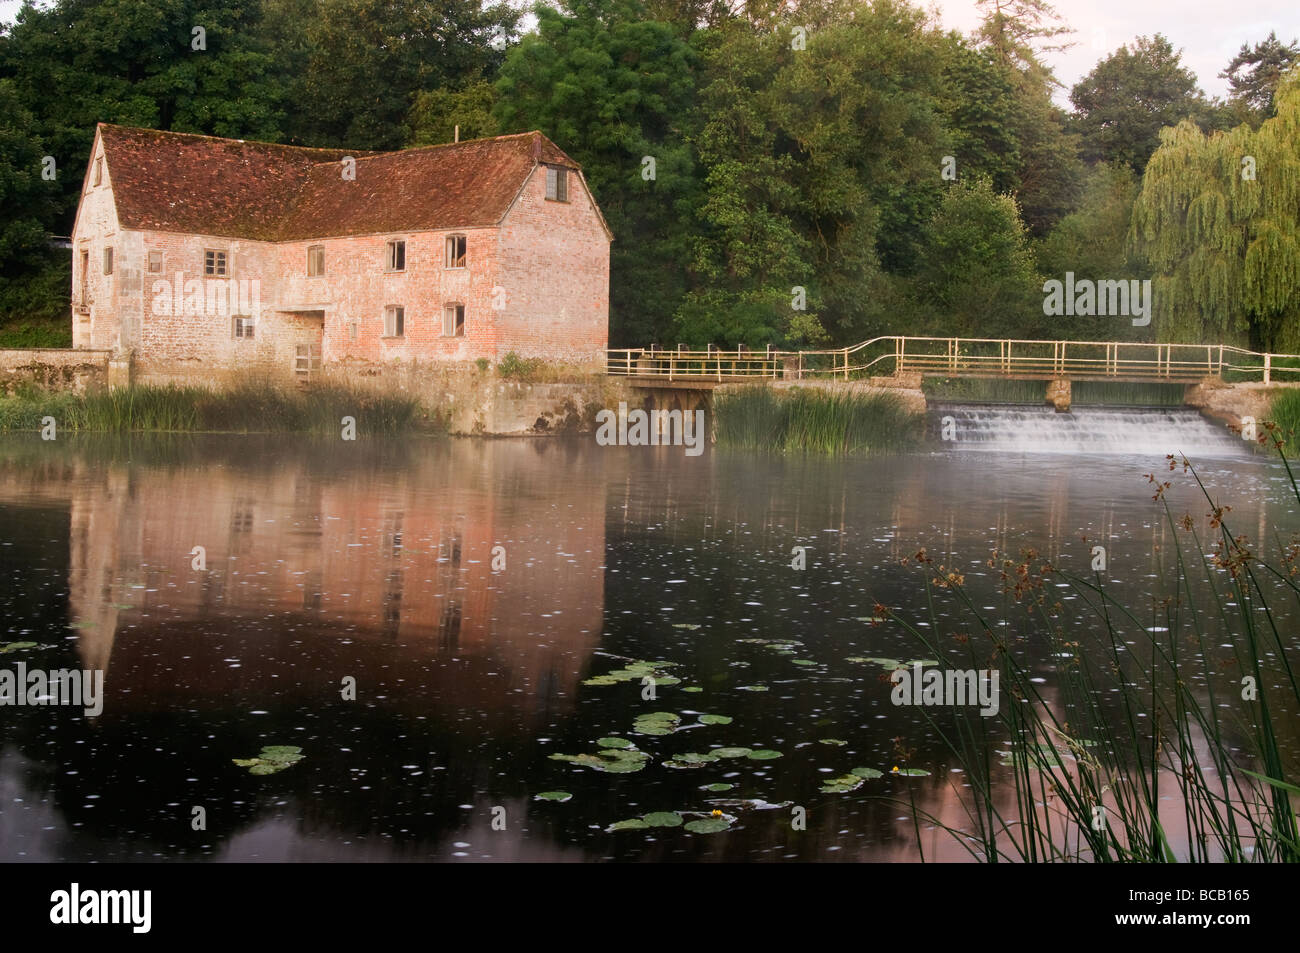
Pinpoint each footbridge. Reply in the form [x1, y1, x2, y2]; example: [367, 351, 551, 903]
[607, 337, 1299, 388]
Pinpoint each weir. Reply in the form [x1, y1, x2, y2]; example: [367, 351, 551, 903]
[930, 403, 1249, 457]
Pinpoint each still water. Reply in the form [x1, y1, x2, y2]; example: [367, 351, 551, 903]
[1, 412, 1296, 861]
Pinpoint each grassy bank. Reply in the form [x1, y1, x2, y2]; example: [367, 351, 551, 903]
[1270, 389, 1300, 455]
[0, 380, 437, 434]
[714, 385, 920, 454]
[0, 316, 72, 349]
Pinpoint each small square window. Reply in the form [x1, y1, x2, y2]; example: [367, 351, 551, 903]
[307, 245, 325, 276]
[545, 166, 568, 202]
[443, 303, 465, 337]
[445, 235, 466, 268]
[386, 240, 406, 271]
[384, 305, 404, 338]
[102, 247, 113, 275]
[205, 250, 227, 276]
[147, 250, 163, 274]
[233, 316, 255, 339]
[94, 157, 103, 186]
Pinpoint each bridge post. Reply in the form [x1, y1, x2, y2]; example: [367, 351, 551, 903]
[1265, 353, 1272, 385]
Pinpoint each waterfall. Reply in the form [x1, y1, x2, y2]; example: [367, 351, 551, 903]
[931, 404, 1248, 457]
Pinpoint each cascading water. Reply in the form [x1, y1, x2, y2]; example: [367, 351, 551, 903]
[931, 403, 1249, 457]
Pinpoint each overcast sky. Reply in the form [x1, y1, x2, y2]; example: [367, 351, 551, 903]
[1, 0, 1296, 105]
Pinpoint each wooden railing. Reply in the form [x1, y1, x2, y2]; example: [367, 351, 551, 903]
[607, 337, 1300, 385]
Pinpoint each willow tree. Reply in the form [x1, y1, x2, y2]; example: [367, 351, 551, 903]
[1130, 71, 1300, 350]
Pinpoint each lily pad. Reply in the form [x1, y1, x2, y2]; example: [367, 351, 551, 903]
[596, 737, 632, 749]
[642, 812, 683, 827]
[818, 739, 847, 746]
[670, 752, 720, 764]
[889, 767, 931, 777]
[672, 624, 701, 630]
[737, 685, 769, 692]
[0, 642, 38, 654]
[535, 791, 572, 802]
[684, 818, 732, 834]
[906, 659, 939, 667]
[663, 760, 708, 770]
[820, 774, 865, 794]
[850, 767, 883, 779]
[606, 818, 649, 832]
[682, 686, 704, 693]
[709, 747, 753, 759]
[233, 745, 304, 775]
[701, 783, 735, 792]
[747, 749, 783, 760]
[791, 659, 817, 666]
[584, 659, 681, 688]
[698, 714, 732, 725]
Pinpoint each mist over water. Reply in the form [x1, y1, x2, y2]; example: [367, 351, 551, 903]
[0, 429, 1294, 861]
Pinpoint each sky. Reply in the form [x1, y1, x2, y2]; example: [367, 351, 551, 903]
[1, 0, 1297, 106]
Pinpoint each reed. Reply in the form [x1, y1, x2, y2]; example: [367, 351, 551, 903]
[885, 432, 1300, 862]
[713, 385, 920, 454]
[1269, 389, 1300, 456]
[0, 380, 434, 434]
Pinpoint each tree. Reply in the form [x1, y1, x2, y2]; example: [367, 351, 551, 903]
[1070, 35, 1209, 172]
[1130, 70, 1300, 350]
[264, 0, 520, 149]
[495, 0, 699, 346]
[1036, 163, 1146, 340]
[971, 0, 1082, 235]
[910, 177, 1041, 338]
[1222, 31, 1300, 121]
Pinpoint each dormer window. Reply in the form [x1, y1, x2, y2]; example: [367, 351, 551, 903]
[445, 235, 466, 268]
[545, 166, 568, 202]
[386, 240, 405, 272]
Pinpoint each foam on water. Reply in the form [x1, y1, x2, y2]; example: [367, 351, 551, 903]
[932, 403, 1247, 457]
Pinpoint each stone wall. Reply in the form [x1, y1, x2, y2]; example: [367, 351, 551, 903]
[1184, 380, 1298, 428]
[0, 348, 111, 394]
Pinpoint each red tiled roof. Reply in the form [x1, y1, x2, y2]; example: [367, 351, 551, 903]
[97, 124, 582, 242]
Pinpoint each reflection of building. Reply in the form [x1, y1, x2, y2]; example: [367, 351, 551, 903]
[0, 439, 608, 727]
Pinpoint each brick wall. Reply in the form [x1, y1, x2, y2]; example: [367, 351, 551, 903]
[496, 166, 610, 364]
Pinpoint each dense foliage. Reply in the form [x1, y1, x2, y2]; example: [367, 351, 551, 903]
[0, 0, 1294, 351]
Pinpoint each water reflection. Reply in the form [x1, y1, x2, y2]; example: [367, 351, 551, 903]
[0, 433, 1296, 861]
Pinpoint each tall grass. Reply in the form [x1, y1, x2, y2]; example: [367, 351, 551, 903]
[714, 385, 920, 454]
[884, 429, 1300, 862]
[0, 380, 434, 434]
[1270, 389, 1300, 456]
[922, 377, 1186, 406]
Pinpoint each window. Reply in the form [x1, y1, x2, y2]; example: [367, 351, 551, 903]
[233, 316, 255, 339]
[445, 235, 466, 269]
[384, 305, 404, 338]
[205, 249, 227, 276]
[307, 245, 325, 276]
[443, 303, 465, 337]
[103, 247, 113, 275]
[386, 240, 406, 272]
[79, 250, 90, 305]
[148, 250, 163, 274]
[94, 157, 103, 186]
[295, 344, 321, 374]
[348, 322, 358, 341]
[545, 166, 568, 202]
